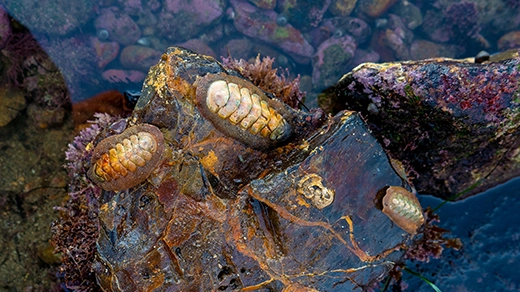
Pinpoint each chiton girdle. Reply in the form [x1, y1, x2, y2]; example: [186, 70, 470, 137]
[88, 124, 165, 191]
[195, 73, 291, 149]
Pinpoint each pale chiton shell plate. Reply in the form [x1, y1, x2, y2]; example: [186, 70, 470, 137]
[195, 73, 291, 149]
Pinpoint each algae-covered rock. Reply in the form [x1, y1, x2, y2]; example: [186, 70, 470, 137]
[326, 49, 520, 200]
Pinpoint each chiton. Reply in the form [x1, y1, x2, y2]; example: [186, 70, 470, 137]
[382, 186, 425, 235]
[195, 73, 291, 149]
[88, 124, 165, 191]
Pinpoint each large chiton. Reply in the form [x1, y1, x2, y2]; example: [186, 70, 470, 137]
[195, 73, 291, 149]
[88, 124, 165, 191]
[382, 186, 425, 235]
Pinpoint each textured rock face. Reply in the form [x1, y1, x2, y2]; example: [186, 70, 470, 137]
[325, 50, 520, 200]
[86, 47, 421, 291]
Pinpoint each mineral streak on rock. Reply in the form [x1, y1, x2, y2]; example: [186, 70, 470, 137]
[88, 124, 164, 191]
[196, 73, 291, 149]
[382, 186, 424, 235]
[327, 49, 520, 200]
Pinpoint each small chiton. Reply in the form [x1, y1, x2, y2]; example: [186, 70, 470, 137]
[382, 186, 425, 235]
[88, 124, 165, 191]
[195, 73, 291, 149]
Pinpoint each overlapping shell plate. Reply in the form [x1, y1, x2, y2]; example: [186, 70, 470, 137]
[196, 73, 291, 149]
[382, 186, 425, 235]
[88, 124, 165, 191]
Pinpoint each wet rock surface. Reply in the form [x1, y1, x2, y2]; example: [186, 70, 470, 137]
[55, 47, 427, 291]
[325, 49, 520, 200]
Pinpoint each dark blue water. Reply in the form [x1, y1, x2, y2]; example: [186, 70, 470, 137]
[406, 177, 520, 291]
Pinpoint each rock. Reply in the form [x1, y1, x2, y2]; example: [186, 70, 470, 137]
[410, 39, 460, 60]
[429, 0, 520, 38]
[119, 45, 162, 71]
[0, 86, 26, 127]
[176, 39, 216, 58]
[231, 0, 314, 63]
[351, 48, 380, 68]
[357, 0, 398, 18]
[329, 0, 357, 16]
[248, 0, 276, 9]
[372, 14, 414, 61]
[218, 38, 253, 61]
[37, 37, 98, 102]
[420, 1, 491, 51]
[102, 69, 146, 83]
[158, 0, 225, 42]
[312, 34, 357, 91]
[90, 37, 120, 68]
[3, 0, 93, 35]
[277, 0, 331, 29]
[326, 50, 520, 200]
[314, 17, 371, 46]
[94, 7, 141, 46]
[389, 0, 423, 30]
[498, 31, 520, 51]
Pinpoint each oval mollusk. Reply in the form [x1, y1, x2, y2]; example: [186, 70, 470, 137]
[382, 186, 425, 235]
[88, 124, 165, 191]
[196, 73, 291, 149]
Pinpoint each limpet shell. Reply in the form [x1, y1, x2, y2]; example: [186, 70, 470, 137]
[88, 124, 165, 191]
[196, 73, 291, 149]
[382, 186, 425, 235]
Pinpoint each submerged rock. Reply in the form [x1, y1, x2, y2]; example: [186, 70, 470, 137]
[0, 86, 25, 127]
[231, 0, 314, 63]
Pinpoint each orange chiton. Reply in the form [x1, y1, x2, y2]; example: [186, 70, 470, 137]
[382, 186, 425, 235]
[196, 73, 291, 149]
[88, 124, 165, 191]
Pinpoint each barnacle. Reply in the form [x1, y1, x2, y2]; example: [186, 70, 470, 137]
[196, 73, 291, 149]
[297, 173, 335, 209]
[88, 124, 165, 191]
[382, 186, 425, 235]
